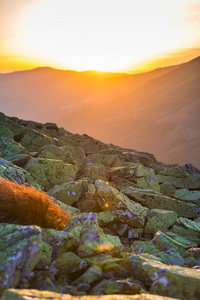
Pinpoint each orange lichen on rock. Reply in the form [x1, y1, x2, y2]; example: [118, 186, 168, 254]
[0, 178, 71, 230]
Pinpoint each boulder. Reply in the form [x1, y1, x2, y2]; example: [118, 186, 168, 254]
[91, 278, 142, 295]
[131, 241, 160, 255]
[160, 182, 177, 197]
[20, 129, 58, 152]
[152, 231, 191, 258]
[109, 164, 160, 192]
[63, 213, 122, 258]
[48, 180, 88, 205]
[156, 165, 200, 189]
[38, 144, 85, 167]
[83, 164, 108, 182]
[72, 265, 102, 287]
[0, 136, 29, 166]
[121, 187, 198, 218]
[0, 289, 178, 300]
[0, 224, 41, 293]
[144, 209, 178, 236]
[85, 254, 124, 271]
[174, 189, 200, 206]
[84, 153, 122, 168]
[54, 252, 88, 275]
[125, 254, 200, 299]
[24, 157, 78, 190]
[0, 158, 32, 184]
[95, 180, 148, 227]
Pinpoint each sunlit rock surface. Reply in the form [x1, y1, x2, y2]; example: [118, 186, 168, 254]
[0, 111, 200, 299]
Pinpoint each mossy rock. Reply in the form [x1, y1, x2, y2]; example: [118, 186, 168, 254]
[174, 189, 200, 206]
[95, 180, 148, 227]
[0, 136, 29, 166]
[0, 224, 41, 293]
[64, 213, 122, 258]
[144, 209, 178, 236]
[0, 158, 33, 184]
[131, 241, 160, 255]
[48, 180, 88, 205]
[91, 278, 141, 295]
[84, 153, 122, 168]
[83, 164, 108, 182]
[121, 187, 198, 218]
[24, 157, 78, 190]
[54, 252, 88, 274]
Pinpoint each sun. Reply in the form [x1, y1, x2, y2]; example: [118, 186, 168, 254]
[13, 0, 198, 73]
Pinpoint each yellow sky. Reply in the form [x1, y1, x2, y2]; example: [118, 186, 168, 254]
[0, 0, 200, 73]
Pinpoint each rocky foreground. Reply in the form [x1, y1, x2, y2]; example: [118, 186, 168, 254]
[0, 111, 200, 300]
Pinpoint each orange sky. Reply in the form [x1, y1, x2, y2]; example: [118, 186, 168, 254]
[0, 0, 200, 73]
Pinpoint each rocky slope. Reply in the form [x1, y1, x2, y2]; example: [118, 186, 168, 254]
[0, 111, 200, 300]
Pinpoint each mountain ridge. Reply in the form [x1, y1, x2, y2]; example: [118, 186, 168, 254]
[0, 56, 199, 167]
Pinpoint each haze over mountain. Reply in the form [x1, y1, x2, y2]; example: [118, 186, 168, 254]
[0, 57, 199, 167]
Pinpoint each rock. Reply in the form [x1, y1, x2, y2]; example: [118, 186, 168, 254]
[85, 254, 124, 271]
[121, 187, 198, 218]
[123, 151, 156, 167]
[36, 242, 52, 268]
[0, 136, 29, 166]
[48, 180, 88, 205]
[91, 278, 142, 295]
[63, 213, 122, 258]
[0, 289, 178, 300]
[38, 144, 85, 167]
[154, 249, 185, 266]
[54, 252, 88, 274]
[20, 128, 59, 152]
[24, 157, 78, 190]
[131, 241, 160, 255]
[174, 189, 200, 206]
[165, 231, 199, 249]
[109, 164, 160, 192]
[175, 217, 200, 233]
[41, 228, 79, 256]
[126, 254, 200, 299]
[160, 182, 177, 197]
[156, 165, 200, 189]
[95, 180, 148, 227]
[97, 211, 117, 227]
[84, 153, 122, 168]
[0, 123, 14, 139]
[128, 228, 143, 239]
[144, 209, 178, 236]
[152, 231, 191, 258]
[169, 220, 200, 247]
[83, 164, 108, 182]
[0, 158, 32, 184]
[1, 111, 200, 299]
[0, 224, 41, 293]
[77, 184, 101, 213]
[43, 122, 59, 131]
[72, 265, 102, 286]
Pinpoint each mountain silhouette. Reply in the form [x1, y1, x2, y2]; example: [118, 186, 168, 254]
[0, 57, 199, 167]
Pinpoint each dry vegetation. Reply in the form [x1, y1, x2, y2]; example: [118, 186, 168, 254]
[0, 178, 70, 230]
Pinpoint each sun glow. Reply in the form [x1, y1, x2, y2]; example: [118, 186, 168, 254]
[2, 0, 200, 73]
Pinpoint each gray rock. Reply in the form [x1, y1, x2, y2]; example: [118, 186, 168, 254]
[0, 224, 41, 293]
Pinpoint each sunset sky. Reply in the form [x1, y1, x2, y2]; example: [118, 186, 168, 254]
[0, 0, 200, 73]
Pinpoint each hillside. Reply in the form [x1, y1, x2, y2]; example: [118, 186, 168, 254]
[0, 111, 200, 299]
[0, 65, 174, 122]
[57, 56, 200, 167]
[0, 57, 199, 167]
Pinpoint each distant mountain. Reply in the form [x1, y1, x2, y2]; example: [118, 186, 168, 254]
[0, 57, 199, 167]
